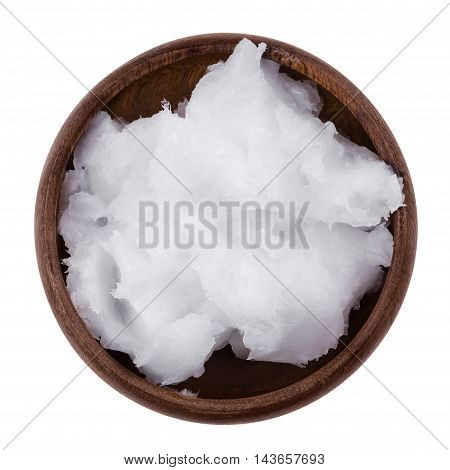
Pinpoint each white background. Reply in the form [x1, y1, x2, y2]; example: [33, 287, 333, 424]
[0, 0, 449, 468]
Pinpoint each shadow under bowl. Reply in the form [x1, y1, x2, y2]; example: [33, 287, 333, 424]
[35, 33, 417, 423]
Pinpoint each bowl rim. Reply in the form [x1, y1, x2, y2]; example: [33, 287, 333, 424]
[35, 33, 417, 423]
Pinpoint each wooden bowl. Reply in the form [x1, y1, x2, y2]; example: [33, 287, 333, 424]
[35, 33, 417, 423]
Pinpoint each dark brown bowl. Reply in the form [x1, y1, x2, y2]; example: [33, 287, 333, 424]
[35, 33, 417, 423]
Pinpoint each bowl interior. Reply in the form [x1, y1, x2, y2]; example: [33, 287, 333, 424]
[59, 51, 385, 399]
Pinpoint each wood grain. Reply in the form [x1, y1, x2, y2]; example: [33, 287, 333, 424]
[35, 33, 417, 423]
